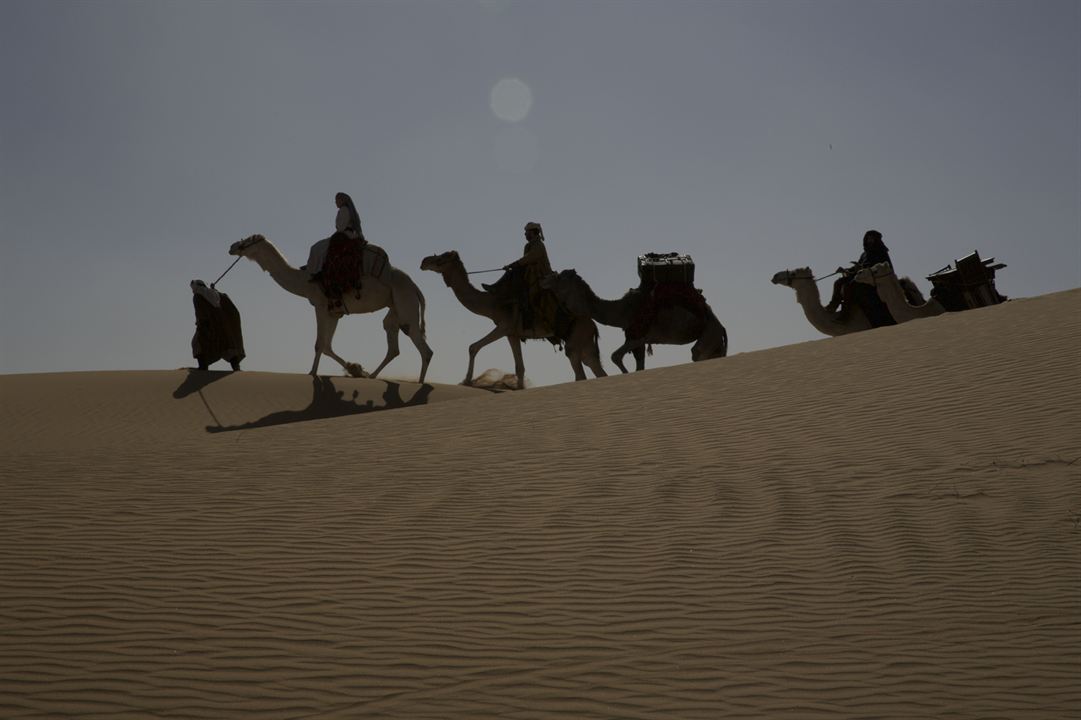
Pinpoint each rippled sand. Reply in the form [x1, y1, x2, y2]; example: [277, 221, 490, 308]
[2, 289, 1078, 719]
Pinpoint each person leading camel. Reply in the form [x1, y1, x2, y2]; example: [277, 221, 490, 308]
[825, 229, 896, 326]
[190, 279, 245, 371]
[483, 221, 559, 335]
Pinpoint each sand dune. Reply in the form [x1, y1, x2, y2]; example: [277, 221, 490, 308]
[1, 289, 1079, 718]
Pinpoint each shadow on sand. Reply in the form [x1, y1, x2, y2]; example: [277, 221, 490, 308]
[172, 368, 234, 399]
[194, 375, 435, 433]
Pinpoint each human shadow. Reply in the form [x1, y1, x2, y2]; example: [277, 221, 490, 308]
[173, 368, 234, 399]
[205, 376, 435, 433]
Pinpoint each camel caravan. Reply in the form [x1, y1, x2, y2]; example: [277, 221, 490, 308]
[216, 193, 728, 387]
[212, 195, 1007, 387]
[772, 229, 1008, 336]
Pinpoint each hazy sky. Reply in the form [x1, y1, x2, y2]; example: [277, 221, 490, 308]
[2, 0, 1079, 387]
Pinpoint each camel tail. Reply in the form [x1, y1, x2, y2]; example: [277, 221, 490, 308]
[418, 283, 427, 335]
[406, 271, 427, 335]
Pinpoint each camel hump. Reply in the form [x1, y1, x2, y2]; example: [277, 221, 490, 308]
[898, 276, 926, 305]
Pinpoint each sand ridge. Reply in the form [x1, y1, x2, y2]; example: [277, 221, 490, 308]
[1, 289, 1079, 718]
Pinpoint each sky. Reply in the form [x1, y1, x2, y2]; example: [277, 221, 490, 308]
[2, 0, 1079, 387]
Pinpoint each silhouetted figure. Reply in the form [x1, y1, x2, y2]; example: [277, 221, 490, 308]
[826, 229, 896, 327]
[483, 221, 559, 335]
[190, 280, 245, 371]
[307, 192, 368, 314]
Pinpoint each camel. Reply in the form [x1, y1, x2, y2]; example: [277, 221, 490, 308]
[770, 268, 873, 336]
[419, 251, 606, 388]
[228, 234, 433, 381]
[853, 262, 943, 323]
[540, 269, 728, 373]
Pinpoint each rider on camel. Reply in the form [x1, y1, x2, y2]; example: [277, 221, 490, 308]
[826, 229, 896, 326]
[307, 192, 367, 313]
[483, 222, 558, 335]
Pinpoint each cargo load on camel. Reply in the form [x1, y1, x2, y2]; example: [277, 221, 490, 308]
[926, 251, 1008, 312]
[628, 252, 709, 339]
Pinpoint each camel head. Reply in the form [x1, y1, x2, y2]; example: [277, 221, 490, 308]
[419, 250, 462, 274]
[540, 269, 591, 317]
[229, 234, 266, 257]
[771, 268, 813, 287]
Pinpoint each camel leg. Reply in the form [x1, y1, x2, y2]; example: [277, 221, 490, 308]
[584, 343, 608, 379]
[389, 276, 433, 382]
[565, 347, 587, 381]
[407, 325, 434, 384]
[368, 310, 401, 380]
[584, 325, 608, 379]
[508, 335, 526, 389]
[567, 324, 605, 380]
[610, 348, 629, 374]
[465, 325, 508, 385]
[312, 308, 360, 377]
[611, 337, 647, 374]
[310, 309, 338, 375]
[632, 346, 646, 372]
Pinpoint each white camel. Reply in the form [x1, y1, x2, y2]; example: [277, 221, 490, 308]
[228, 234, 433, 381]
[770, 268, 873, 336]
[853, 262, 942, 323]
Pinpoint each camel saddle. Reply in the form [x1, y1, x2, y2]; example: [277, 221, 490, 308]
[320, 237, 389, 300]
[484, 267, 572, 343]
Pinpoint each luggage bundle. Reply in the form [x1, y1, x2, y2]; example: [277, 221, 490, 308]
[926, 251, 1007, 312]
[637, 252, 695, 285]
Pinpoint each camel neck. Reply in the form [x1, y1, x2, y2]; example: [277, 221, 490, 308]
[878, 274, 938, 319]
[577, 282, 633, 328]
[792, 279, 852, 335]
[251, 243, 312, 299]
[444, 263, 493, 317]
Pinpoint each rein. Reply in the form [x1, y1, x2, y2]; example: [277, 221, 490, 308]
[467, 267, 504, 275]
[210, 236, 263, 288]
[210, 256, 241, 289]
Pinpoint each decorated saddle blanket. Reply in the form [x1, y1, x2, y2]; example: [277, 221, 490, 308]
[627, 282, 710, 339]
[321, 238, 389, 297]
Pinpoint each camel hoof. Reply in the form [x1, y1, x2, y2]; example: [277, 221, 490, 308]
[345, 362, 368, 378]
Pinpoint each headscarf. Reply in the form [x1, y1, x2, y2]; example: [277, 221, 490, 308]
[524, 221, 544, 241]
[190, 279, 221, 308]
[859, 229, 891, 268]
[336, 192, 365, 240]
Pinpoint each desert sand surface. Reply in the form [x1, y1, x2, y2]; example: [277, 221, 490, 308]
[1, 288, 1079, 719]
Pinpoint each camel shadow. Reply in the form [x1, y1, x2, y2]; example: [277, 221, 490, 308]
[204, 376, 434, 433]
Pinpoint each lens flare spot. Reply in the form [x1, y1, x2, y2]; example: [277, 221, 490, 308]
[490, 78, 533, 123]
